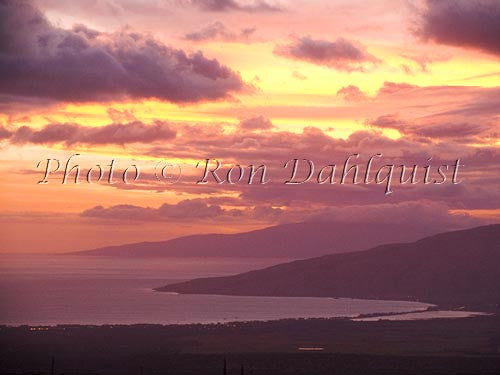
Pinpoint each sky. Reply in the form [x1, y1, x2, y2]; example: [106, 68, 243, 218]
[0, 0, 499, 253]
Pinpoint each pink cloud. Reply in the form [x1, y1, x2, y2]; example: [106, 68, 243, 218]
[274, 36, 380, 71]
[336, 85, 369, 102]
[184, 21, 256, 42]
[8, 121, 176, 145]
[190, 0, 283, 12]
[239, 115, 273, 130]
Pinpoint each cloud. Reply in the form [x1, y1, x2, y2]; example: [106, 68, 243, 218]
[336, 85, 369, 102]
[0, 0, 245, 104]
[184, 21, 255, 42]
[367, 84, 499, 143]
[377, 81, 417, 96]
[401, 53, 451, 73]
[411, 122, 490, 139]
[416, 0, 500, 56]
[135, 119, 500, 212]
[13, 117, 494, 215]
[106, 108, 137, 123]
[239, 115, 273, 130]
[5, 80, 498, 216]
[369, 114, 491, 141]
[292, 71, 307, 80]
[274, 36, 380, 71]
[80, 197, 488, 233]
[81, 199, 283, 222]
[144, 120, 494, 169]
[369, 114, 404, 129]
[433, 87, 500, 118]
[82, 200, 223, 221]
[0, 126, 13, 140]
[8, 121, 176, 145]
[190, 0, 282, 12]
[307, 200, 483, 230]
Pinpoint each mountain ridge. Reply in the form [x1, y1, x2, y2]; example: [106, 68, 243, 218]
[72, 222, 445, 258]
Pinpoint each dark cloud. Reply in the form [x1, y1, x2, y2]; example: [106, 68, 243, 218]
[184, 21, 255, 42]
[0, 94, 55, 115]
[274, 36, 380, 71]
[190, 0, 282, 12]
[0, 0, 245, 104]
[416, 0, 500, 56]
[8, 121, 176, 145]
[239, 115, 273, 130]
[336, 85, 369, 102]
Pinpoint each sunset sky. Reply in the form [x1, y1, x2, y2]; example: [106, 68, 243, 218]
[0, 0, 499, 252]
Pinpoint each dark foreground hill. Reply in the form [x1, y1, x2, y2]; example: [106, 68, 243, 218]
[73, 222, 436, 258]
[157, 224, 500, 308]
[2, 317, 500, 374]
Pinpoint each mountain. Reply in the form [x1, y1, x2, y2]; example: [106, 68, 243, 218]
[73, 222, 438, 258]
[156, 224, 500, 308]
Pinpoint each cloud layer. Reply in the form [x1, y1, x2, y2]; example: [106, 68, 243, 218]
[81, 198, 283, 222]
[7, 121, 176, 146]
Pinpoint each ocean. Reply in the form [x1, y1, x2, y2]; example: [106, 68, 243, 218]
[0, 254, 431, 326]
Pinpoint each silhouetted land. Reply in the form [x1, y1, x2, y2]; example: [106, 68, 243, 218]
[74, 222, 436, 258]
[2, 316, 500, 374]
[158, 224, 500, 310]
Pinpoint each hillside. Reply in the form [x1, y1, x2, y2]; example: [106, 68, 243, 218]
[156, 225, 500, 308]
[73, 222, 435, 258]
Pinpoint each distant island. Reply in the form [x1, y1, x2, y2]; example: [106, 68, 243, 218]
[73, 222, 439, 258]
[156, 224, 500, 311]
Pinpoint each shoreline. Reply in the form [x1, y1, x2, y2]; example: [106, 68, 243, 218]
[1, 307, 494, 329]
